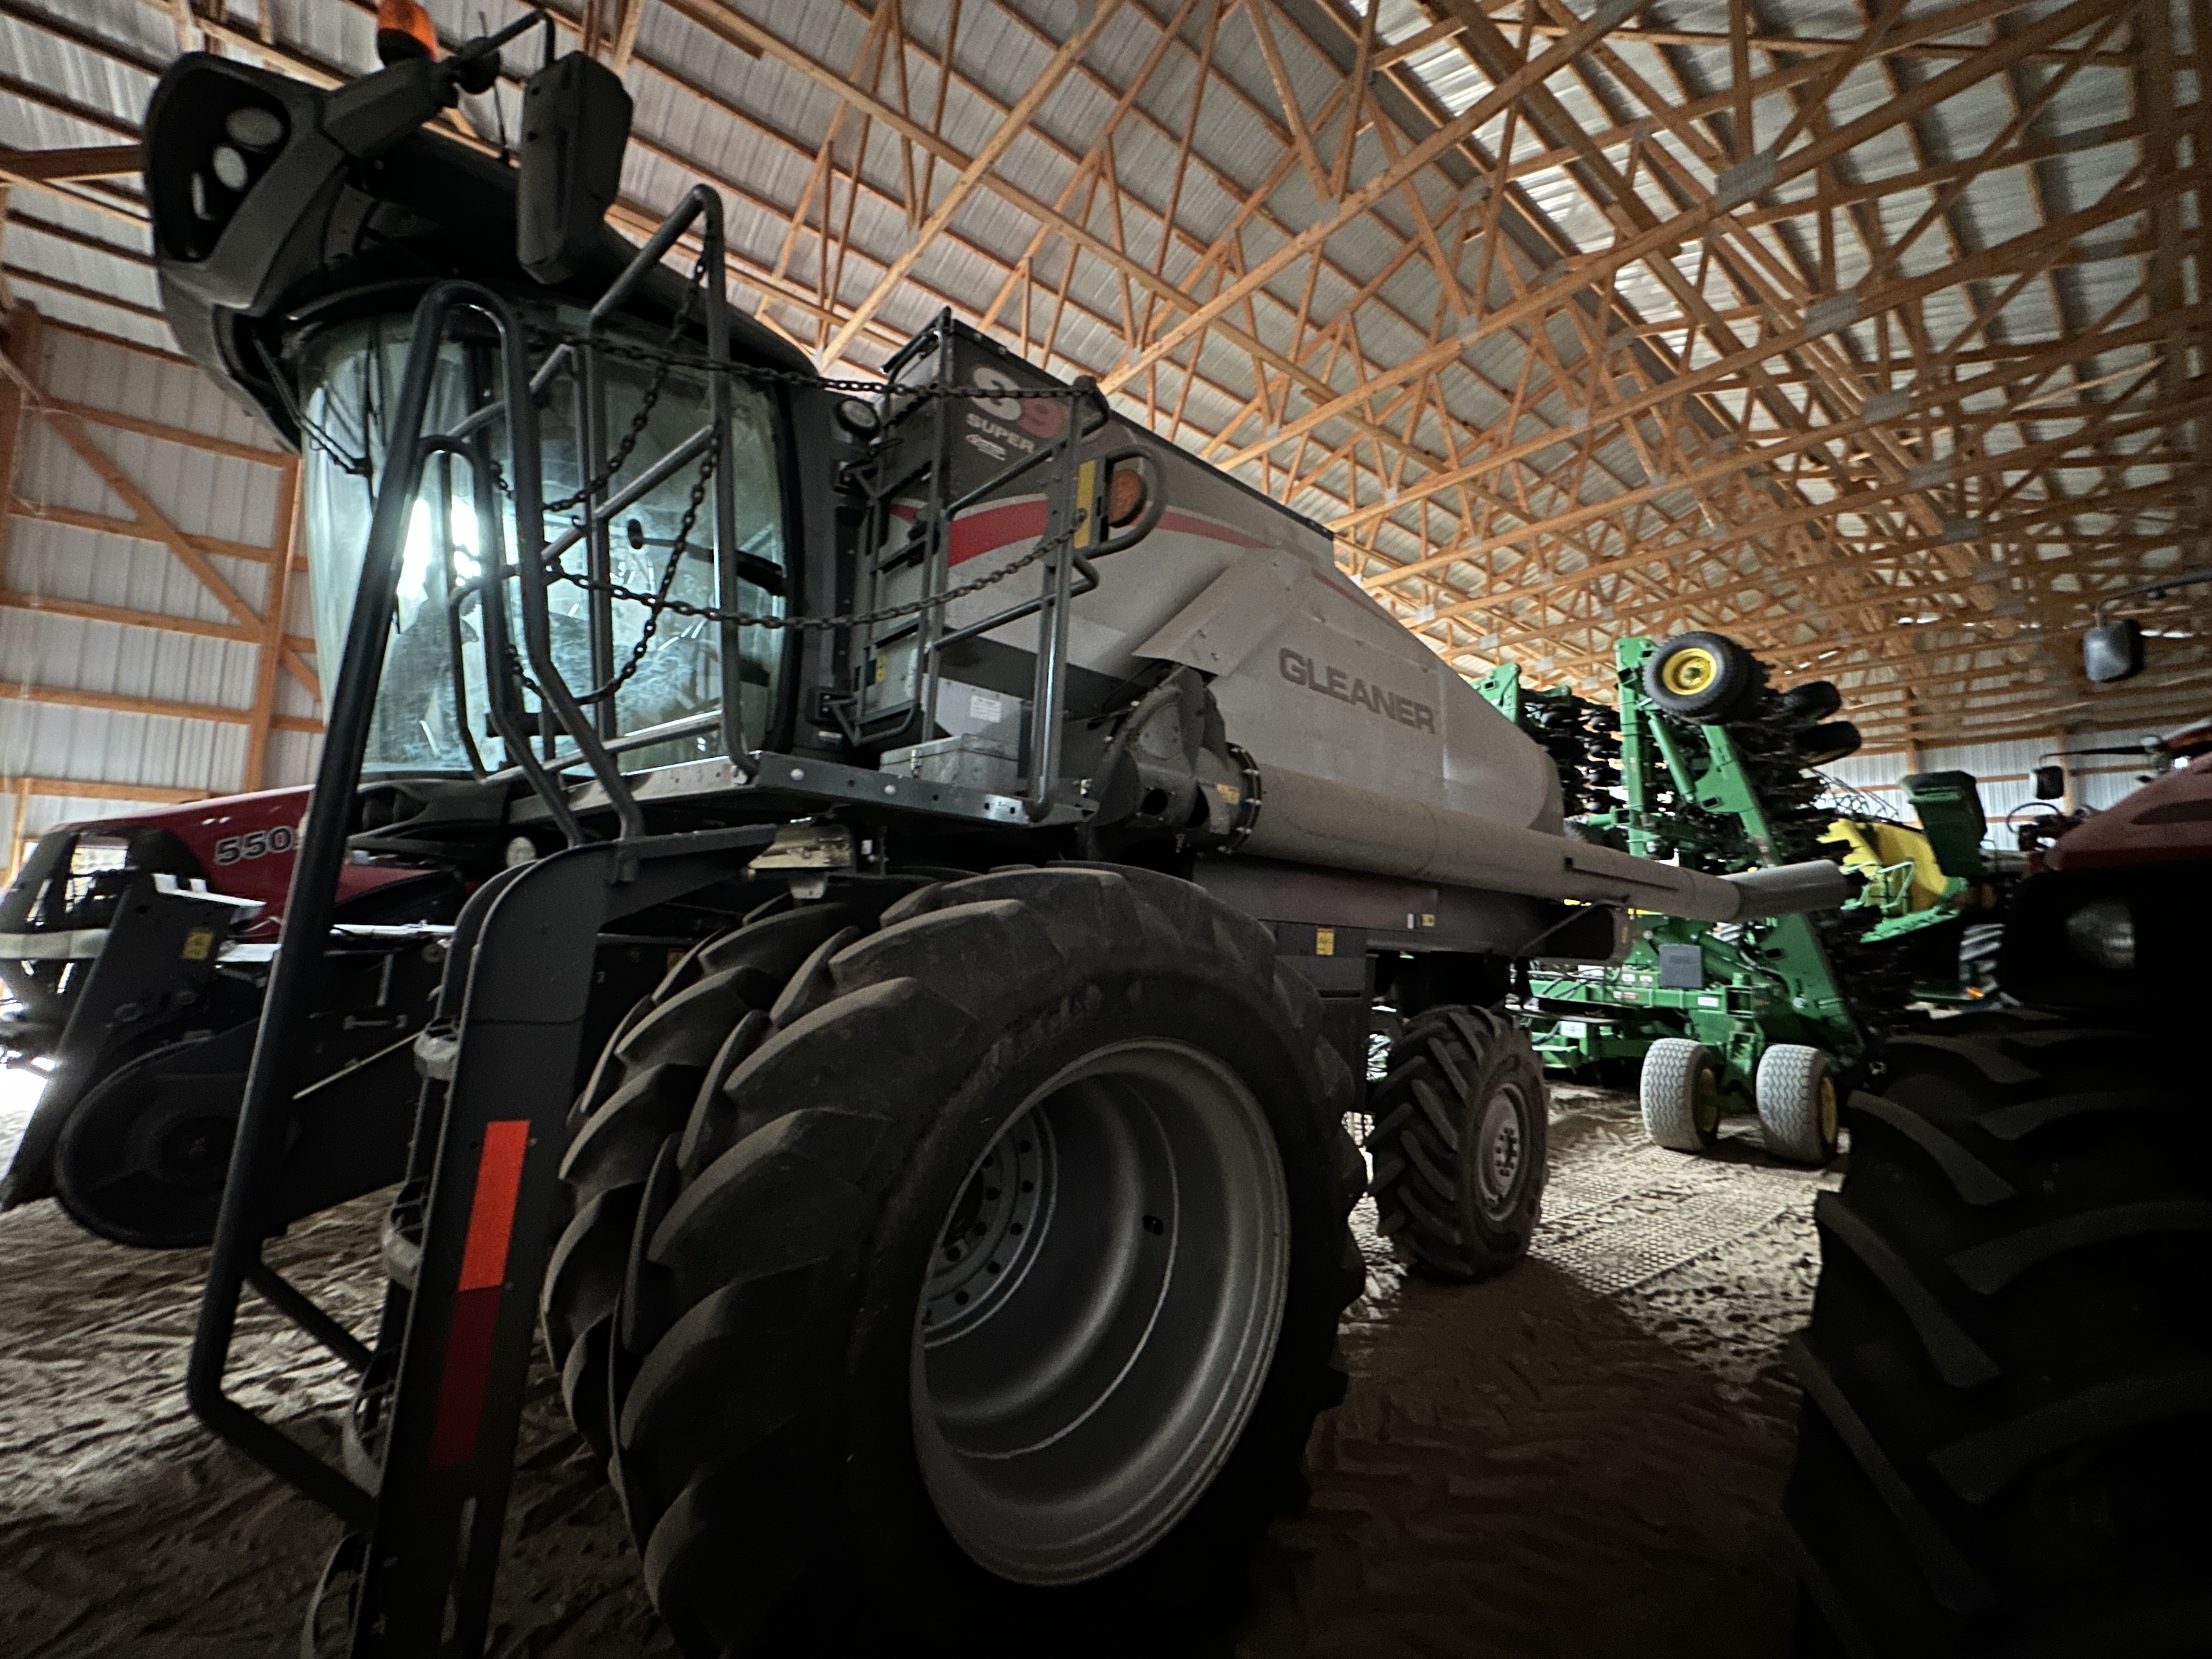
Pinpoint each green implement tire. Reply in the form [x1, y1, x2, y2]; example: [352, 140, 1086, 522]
[1756, 1043, 1841, 1165]
[1644, 631, 1764, 723]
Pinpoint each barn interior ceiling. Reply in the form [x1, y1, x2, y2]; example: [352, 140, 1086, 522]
[0, 0, 2204, 754]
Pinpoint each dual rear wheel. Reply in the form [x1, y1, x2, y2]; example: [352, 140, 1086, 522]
[543, 864, 1365, 1655]
[1641, 1037, 1839, 1165]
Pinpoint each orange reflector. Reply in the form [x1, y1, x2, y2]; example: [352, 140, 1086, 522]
[1107, 465, 1148, 528]
[376, 0, 439, 63]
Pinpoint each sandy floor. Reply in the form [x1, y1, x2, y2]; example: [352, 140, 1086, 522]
[0, 1082, 1836, 1657]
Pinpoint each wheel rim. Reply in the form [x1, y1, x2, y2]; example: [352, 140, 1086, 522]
[1661, 646, 1720, 696]
[1472, 1081, 1533, 1222]
[911, 1039, 1291, 1586]
[1818, 1074, 1838, 1145]
[1693, 1065, 1721, 1135]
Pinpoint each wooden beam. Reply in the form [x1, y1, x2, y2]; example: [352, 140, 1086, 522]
[27, 409, 319, 696]
[9, 775, 206, 804]
[0, 589, 313, 654]
[0, 145, 142, 186]
[816, 0, 1130, 369]
[0, 679, 320, 731]
[244, 457, 304, 790]
[8, 498, 286, 566]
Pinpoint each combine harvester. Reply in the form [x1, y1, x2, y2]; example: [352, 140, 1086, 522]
[0, 18, 1847, 1655]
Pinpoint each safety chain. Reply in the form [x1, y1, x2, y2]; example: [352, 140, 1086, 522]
[555, 512, 1080, 634]
[541, 247, 714, 516]
[574, 427, 720, 698]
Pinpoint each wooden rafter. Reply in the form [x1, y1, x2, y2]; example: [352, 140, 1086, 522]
[0, 0, 2201, 754]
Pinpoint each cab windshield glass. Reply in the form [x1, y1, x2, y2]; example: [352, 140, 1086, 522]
[294, 302, 786, 777]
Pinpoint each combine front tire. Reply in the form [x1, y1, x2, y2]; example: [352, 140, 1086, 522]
[1366, 1006, 1547, 1281]
[557, 865, 1363, 1656]
[1784, 1023, 2208, 1655]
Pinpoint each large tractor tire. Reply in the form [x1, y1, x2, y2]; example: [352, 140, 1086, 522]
[540, 889, 915, 1460]
[1366, 1005, 1547, 1280]
[1784, 1019, 2208, 1656]
[551, 864, 1364, 1656]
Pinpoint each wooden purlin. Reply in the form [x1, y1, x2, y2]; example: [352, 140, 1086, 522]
[3, 1, 2203, 740]
[0, 305, 322, 808]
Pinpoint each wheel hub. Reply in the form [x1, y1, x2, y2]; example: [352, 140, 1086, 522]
[922, 1118, 1052, 1340]
[1472, 1084, 1530, 1221]
[1662, 646, 1719, 695]
[911, 1039, 1290, 1587]
[1694, 1065, 1722, 1134]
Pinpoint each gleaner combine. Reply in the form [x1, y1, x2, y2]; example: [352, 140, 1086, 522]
[0, 16, 1883, 1657]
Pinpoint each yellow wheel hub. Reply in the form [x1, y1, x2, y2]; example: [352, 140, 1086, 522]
[1661, 646, 1721, 696]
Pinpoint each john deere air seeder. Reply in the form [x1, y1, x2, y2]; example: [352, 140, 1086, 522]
[1480, 632, 1993, 1163]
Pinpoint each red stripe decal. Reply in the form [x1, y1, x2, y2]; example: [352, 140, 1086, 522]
[898, 498, 1269, 569]
[429, 1286, 503, 1469]
[948, 499, 1048, 565]
[428, 1120, 531, 1470]
[457, 1120, 529, 1291]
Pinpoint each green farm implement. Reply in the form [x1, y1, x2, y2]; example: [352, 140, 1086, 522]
[1481, 634, 1987, 1163]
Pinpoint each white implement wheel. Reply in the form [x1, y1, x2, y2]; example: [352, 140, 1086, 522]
[1641, 1038, 1721, 1152]
[1756, 1043, 1840, 1164]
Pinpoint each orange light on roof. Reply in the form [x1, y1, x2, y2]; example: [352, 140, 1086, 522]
[375, 0, 439, 64]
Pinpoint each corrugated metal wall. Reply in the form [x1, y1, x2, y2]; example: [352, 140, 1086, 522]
[1, 316, 320, 871]
[1824, 724, 2183, 852]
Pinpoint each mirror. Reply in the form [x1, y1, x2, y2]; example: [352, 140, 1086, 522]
[2032, 764, 2065, 800]
[2083, 618, 2145, 684]
[516, 52, 633, 285]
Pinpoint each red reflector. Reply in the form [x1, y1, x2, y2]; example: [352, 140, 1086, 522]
[429, 1288, 501, 1469]
[428, 1120, 532, 1470]
[458, 1120, 529, 1292]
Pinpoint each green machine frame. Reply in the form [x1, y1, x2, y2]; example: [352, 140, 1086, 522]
[1479, 639, 1963, 1107]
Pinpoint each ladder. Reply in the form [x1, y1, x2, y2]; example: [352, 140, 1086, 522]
[184, 193, 775, 1658]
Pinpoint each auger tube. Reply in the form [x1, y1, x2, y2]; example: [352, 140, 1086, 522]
[1240, 764, 1850, 923]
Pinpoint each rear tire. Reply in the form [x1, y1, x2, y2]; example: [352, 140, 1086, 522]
[559, 865, 1364, 1656]
[1784, 1022, 2208, 1656]
[1365, 1005, 1548, 1281]
[1757, 1043, 1839, 1165]
[1641, 1036, 1720, 1151]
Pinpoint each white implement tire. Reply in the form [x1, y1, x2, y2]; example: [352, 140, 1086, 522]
[1756, 1043, 1839, 1164]
[1641, 1038, 1720, 1151]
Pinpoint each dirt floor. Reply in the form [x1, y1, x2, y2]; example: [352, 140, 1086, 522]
[0, 1081, 1836, 1658]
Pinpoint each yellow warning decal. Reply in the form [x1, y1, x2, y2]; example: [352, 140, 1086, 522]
[181, 928, 216, 962]
[1315, 928, 1336, 957]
